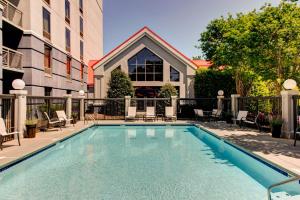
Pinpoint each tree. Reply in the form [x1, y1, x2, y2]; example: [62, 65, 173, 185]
[107, 69, 134, 98]
[158, 83, 178, 98]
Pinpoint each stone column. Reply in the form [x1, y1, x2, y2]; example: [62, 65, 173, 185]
[281, 90, 299, 138]
[125, 96, 131, 116]
[171, 96, 177, 115]
[64, 94, 72, 119]
[10, 90, 28, 137]
[217, 95, 224, 110]
[231, 94, 240, 118]
[79, 96, 85, 121]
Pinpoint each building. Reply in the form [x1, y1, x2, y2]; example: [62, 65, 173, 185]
[0, 0, 103, 96]
[91, 26, 210, 100]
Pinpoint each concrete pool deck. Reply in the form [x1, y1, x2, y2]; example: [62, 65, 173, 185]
[0, 120, 299, 176]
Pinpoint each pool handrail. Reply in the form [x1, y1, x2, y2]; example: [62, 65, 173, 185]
[267, 176, 300, 200]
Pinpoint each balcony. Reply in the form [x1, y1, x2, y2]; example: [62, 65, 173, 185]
[0, 0, 23, 28]
[2, 46, 23, 70]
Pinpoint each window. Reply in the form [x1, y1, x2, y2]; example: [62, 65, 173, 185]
[80, 17, 83, 37]
[80, 40, 83, 60]
[44, 45, 51, 74]
[67, 90, 71, 94]
[79, 0, 83, 13]
[43, 8, 51, 40]
[66, 28, 71, 52]
[170, 66, 180, 82]
[66, 57, 71, 79]
[45, 87, 52, 96]
[128, 48, 163, 81]
[80, 63, 84, 82]
[65, 0, 70, 24]
[44, 0, 50, 5]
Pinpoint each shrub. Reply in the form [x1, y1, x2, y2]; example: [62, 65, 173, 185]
[158, 83, 178, 98]
[107, 69, 134, 98]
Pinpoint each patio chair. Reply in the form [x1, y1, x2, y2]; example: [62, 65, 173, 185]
[194, 109, 204, 121]
[232, 110, 248, 126]
[210, 109, 222, 121]
[0, 118, 20, 150]
[145, 107, 156, 121]
[56, 110, 74, 127]
[125, 107, 136, 121]
[44, 112, 62, 130]
[165, 107, 176, 121]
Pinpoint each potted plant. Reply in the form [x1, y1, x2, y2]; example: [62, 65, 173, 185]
[71, 113, 78, 124]
[269, 116, 284, 138]
[25, 119, 38, 138]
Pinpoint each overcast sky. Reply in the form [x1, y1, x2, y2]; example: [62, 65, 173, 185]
[103, 0, 279, 58]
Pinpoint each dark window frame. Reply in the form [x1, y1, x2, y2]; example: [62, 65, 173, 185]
[65, 0, 70, 24]
[79, 0, 83, 13]
[44, 45, 52, 74]
[66, 57, 72, 79]
[65, 28, 71, 52]
[170, 66, 180, 82]
[43, 8, 51, 40]
[80, 17, 83, 37]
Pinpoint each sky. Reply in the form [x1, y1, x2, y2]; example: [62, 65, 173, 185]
[103, 0, 279, 59]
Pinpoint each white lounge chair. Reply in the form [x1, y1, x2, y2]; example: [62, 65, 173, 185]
[0, 118, 20, 150]
[232, 110, 248, 126]
[146, 128, 155, 138]
[56, 110, 74, 126]
[44, 112, 62, 130]
[165, 107, 176, 121]
[194, 109, 204, 121]
[145, 107, 156, 121]
[210, 109, 222, 121]
[125, 107, 136, 121]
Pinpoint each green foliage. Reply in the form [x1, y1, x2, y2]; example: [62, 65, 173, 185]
[158, 83, 178, 98]
[198, 1, 300, 95]
[107, 69, 134, 98]
[194, 69, 236, 98]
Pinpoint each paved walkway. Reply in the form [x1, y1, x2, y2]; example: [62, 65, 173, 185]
[0, 120, 299, 176]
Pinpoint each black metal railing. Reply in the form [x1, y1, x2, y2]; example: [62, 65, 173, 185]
[84, 98, 125, 120]
[72, 98, 81, 121]
[27, 96, 67, 128]
[238, 96, 282, 116]
[130, 98, 171, 115]
[0, 94, 15, 142]
[177, 98, 218, 119]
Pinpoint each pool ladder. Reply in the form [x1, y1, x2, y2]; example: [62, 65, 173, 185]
[267, 176, 300, 200]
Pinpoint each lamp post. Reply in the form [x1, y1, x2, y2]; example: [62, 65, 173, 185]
[10, 79, 27, 137]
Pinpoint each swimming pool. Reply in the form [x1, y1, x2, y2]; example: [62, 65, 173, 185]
[0, 125, 298, 199]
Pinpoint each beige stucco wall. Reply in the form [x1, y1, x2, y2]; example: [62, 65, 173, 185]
[94, 35, 196, 98]
[18, 0, 103, 64]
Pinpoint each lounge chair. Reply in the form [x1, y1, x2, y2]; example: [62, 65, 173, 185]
[232, 110, 248, 126]
[56, 110, 74, 127]
[145, 107, 156, 121]
[125, 107, 136, 121]
[44, 112, 62, 130]
[210, 109, 222, 121]
[0, 118, 20, 150]
[165, 107, 176, 121]
[194, 109, 204, 121]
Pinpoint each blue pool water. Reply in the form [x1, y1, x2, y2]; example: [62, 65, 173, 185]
[0, 125, 296, 199]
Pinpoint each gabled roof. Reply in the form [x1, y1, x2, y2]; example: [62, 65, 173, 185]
[91, 26, 198, 69]
[87, 60, 98, 86]
[192, 59, 212, 68]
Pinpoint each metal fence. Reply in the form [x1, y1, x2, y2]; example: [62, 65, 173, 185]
[84, 98, 125, 120]
[27, 96, 67, 129]
[72, 98, 81, 121]
[238, 96, 282, 116]
[131, 98, 171, 115]
[177, 98, 218, 119]
[293, 95, 300, 138]
[0, 94, 15, 142]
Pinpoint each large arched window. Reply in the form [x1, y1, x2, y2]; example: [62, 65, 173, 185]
[128, 48, 163, 81]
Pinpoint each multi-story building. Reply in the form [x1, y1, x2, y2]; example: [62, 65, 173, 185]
[0, 0, 103, 96]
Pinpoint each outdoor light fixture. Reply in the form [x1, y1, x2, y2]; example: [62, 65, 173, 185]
[79, 90, 85, 96]
[218, 90, 224, 96]
[283, 79, 297, 90]
[12, 79, 25, 90]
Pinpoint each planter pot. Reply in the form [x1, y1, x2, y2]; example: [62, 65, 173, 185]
[271, 125, 282, 138]
[26, 124, 37, 138]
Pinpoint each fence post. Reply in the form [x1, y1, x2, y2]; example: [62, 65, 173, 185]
[281, 90, 299, 138]
[125, 96, 131, 116]
[79, 96, 85, 121]
[10, 90, 27, 137]
[217, 95, 224, 110]
[231, 94, 240, 119]
[64, 94, 72, 119]
[171, 96, 177, 115]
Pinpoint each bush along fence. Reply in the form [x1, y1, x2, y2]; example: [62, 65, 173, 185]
[2, 88, 299, 139]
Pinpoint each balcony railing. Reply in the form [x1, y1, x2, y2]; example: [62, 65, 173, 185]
[2, 46, 23, 70]
[0, 0, 23, 28]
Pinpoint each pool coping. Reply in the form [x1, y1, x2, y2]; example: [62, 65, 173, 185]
[0, 123, 297, 179]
